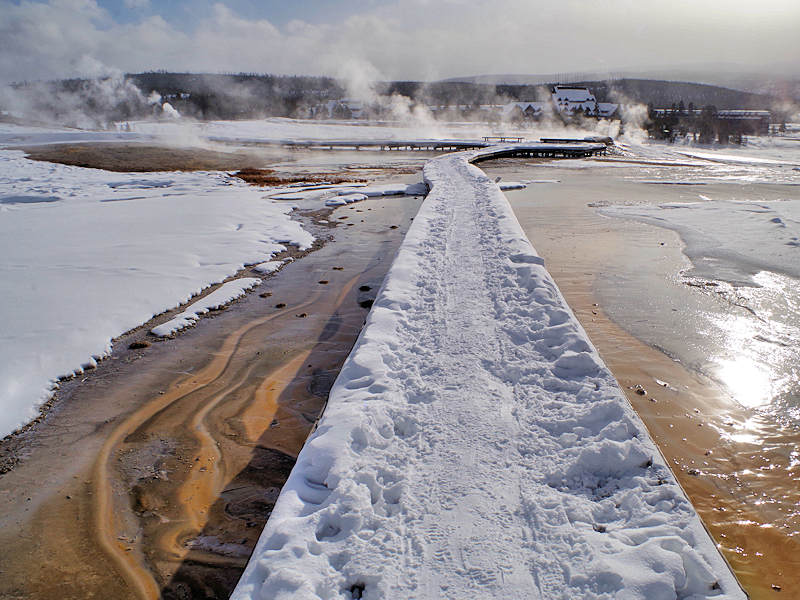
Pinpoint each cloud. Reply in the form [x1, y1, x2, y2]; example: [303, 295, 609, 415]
[0, 0, 798, 85]
[123, 0, 149, 8]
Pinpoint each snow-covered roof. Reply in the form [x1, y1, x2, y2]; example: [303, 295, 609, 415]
[550, 86, 599, 115]
[717, 110, 771, 119]
[597, 102, 619, 117]
[552, 85, 596, 104]
[322, 99, 364, 118]
[502, 101, 546, 116]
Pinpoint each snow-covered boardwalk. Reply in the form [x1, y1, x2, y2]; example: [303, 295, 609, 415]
[233, 146, 745, 599]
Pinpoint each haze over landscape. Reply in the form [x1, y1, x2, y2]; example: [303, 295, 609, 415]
[2, 0, 799, 86]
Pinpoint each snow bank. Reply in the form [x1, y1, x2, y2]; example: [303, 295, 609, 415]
[0, 148, 312, 437]
[268, 182, 426, 205]
[498, 181, 527, 190]
[151, 278, 260, 337]
[252, 260, 286, 275]
[267, 182, 427, 207]
[325, 193, 368, 207]
[233, 146, 744, 599]
[676, 149, 800, 167]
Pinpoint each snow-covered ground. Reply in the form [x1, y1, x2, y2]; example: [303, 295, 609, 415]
[616, 134, 800, 185]
[0, 118, 610, 149]
[0, 119, 477, 149]
[0, 148, 312, 437]
[0, 118, 451, 438]
[233, 146, 744, 599]
[265, 182, 429, 204]
[130, 118, 494, 145]
[0, 122, 148, 147]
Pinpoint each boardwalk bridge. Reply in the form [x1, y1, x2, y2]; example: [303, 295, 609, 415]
[224, 137, 609, 158]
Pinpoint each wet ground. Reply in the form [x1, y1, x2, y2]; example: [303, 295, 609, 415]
[20, 143, 279, 172]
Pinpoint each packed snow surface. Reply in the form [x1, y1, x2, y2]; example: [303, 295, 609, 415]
[0, 148, 312, 437]
[233, 146, 743, 599]
[151, 278, 261, 337]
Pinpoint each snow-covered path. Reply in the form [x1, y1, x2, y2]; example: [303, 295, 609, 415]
[233, 148, 745, 599]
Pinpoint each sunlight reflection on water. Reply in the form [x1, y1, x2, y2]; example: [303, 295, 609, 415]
[716, 356, 773, 409]
[709, 271, 800, 423]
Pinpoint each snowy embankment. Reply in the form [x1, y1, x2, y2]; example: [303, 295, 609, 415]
[0, 149, 312, 437]
[150, 277, 261, 337]
[233, 146, 744, 599]
[267, 182, 429, 205]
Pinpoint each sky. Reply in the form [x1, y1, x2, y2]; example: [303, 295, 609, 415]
[1, 0, 799, 85]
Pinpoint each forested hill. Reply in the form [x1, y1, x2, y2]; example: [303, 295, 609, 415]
[129, 72, 345, 119]
[2, 72, 783, 128]
[570, 79, 775, 110]
[131, 73, 780, 112]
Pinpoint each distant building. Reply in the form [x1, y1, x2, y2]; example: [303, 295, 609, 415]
[551, 85, 599, 115]
[716, 110, 771, 129]
[312, 99, 365, 119]
[502, 101, 547, 121]
[596, 102, 619, 118]
[501, 86, 619, 121]
[649, 107, 771, 143]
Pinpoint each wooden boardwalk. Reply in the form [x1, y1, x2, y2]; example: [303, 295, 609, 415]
[238, 138, 607, 157]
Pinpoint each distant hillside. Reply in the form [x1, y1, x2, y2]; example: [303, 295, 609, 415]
[129, 72, 344, 119]
[574, 79, 775, 110]
[447, 68, 800, 102]
[2, 71, 789, 129]
[443, 76, 777, 110]
[443, 73, 593, 86]
[1, 72, 346, 127]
